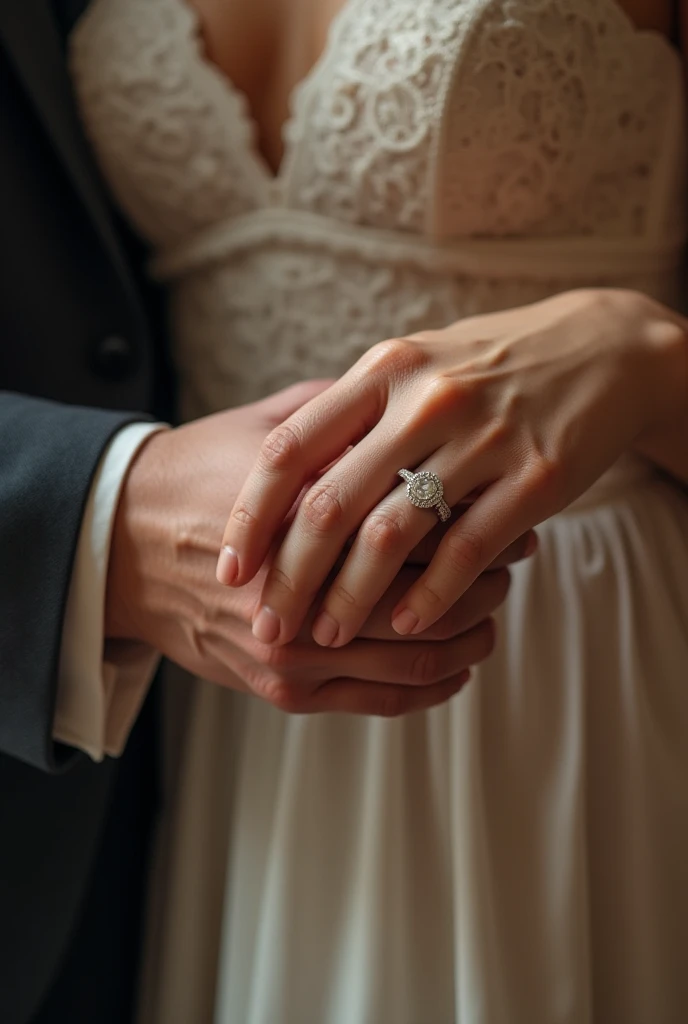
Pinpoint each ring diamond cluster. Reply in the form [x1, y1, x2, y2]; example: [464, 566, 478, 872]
[398, 469, 451, 522]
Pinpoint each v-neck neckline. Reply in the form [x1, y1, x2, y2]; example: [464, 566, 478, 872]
[179, 0, 682, 197]
[182, 0, 358, 190]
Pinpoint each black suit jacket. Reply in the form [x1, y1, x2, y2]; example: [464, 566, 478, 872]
[0, 2, 172, 1021]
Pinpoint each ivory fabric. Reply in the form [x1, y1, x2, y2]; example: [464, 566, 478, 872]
[71, 1, 688, 1021]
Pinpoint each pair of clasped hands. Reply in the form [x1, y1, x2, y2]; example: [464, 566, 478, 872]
[109, 290, 685, 718]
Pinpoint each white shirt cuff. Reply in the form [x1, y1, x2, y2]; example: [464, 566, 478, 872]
[54, 421, 168, 761]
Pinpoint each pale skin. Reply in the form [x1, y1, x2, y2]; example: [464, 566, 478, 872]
[211, 1, 688, 646]
[107, 383, 534, 717]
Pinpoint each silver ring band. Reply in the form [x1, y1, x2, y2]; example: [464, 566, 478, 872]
[398, 469, 451, 523]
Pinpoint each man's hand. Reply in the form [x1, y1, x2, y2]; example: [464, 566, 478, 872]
[105, 383, 535, 717]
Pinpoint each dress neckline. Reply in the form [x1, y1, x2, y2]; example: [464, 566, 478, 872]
[180, 0, 358, 189]
[178, 0, 682, 195]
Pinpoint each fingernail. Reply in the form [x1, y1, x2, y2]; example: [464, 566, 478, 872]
[525, 532, 539, 557]
[216, 546, 238, 586]
[252, 606, 281, 644]
[457, 669, 471, 686]
[392, 609, 420, 636]
[312, 611, 340, 647]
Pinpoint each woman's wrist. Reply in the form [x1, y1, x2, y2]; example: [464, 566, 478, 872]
[603, 289, 688, 484]
[614, 288, 688, 431]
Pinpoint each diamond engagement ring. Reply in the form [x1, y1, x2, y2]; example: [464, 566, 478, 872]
[398, 469, 452, 523]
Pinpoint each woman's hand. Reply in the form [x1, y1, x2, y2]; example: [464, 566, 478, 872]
[109, 380, 512, 717]
[217, 289, 686, 647]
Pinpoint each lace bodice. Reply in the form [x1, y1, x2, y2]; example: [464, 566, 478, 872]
[70, 0, 686, 416]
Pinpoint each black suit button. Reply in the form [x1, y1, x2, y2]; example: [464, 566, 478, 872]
[91, 334, 137, 381]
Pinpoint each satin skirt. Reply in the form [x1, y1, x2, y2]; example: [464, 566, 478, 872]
[139, 459, 688, 1024]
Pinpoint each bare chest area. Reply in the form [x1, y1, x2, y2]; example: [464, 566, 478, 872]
[190, 0, 347, 174]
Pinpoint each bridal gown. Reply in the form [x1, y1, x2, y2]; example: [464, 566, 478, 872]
[70, 0, 688, 1021]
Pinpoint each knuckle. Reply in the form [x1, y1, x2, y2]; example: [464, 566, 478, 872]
[197, 596, 225, 634]
[181, 618, 206, 661]
[365, 337, 427, 379]
[183, 597, 218, 656]
[443, 528, 485, 576]
[417, 581, 444, 608]
[410, 647, 441, 685]
[330, 581, 357, 607]
[398, 376, 466, 438]
[525, 453, 564, 503]
[244, 663, 278, 698]
[259, 421, 303, 471]
[231, 504, 258, 528]
[422, 375, 465, 416]
[360, 509, 406, 555]
[253, 640, 294, 672]
[267, 566, 296, 600]
[301, 480, 344, 533]
[263, 678, 305, 714]
[173, 524, 196, 555]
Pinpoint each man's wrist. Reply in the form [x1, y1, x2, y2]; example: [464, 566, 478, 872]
[55, 422, 168, 759]
[104, 426, 175, 643]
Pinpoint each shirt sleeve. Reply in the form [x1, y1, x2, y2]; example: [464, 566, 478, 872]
[53, 421, 169, 761]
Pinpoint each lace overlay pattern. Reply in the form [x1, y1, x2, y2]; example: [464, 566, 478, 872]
[71, 0, 684, 245]
[70, 0, 270, 247]
[284, 0, 476, 232]
[433, 0, 683, 239]
[170, 247, 666, 419]
[69, 0, 685, 420]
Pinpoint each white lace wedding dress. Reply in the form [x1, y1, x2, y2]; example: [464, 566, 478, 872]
[70, 1, 688, 1021]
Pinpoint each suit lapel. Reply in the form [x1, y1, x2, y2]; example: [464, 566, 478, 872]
[0, 0, 140, 306]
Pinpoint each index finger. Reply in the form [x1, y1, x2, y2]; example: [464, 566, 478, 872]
[216, 371, 380, 587]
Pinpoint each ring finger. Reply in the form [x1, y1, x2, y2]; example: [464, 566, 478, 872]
[311, 452, 489, 647]
[252, 430, 468, 646]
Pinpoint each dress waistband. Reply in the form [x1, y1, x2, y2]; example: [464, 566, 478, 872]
[151, 208, 686, 284]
